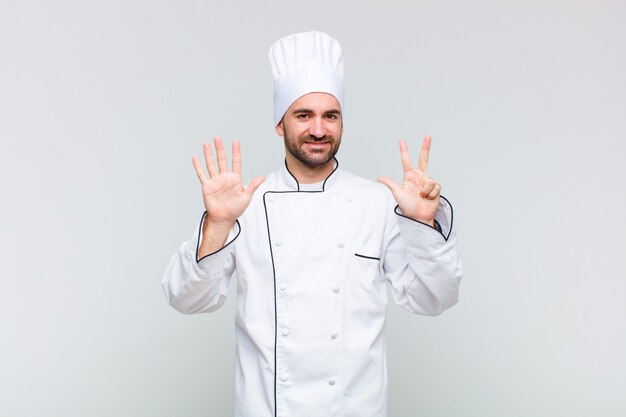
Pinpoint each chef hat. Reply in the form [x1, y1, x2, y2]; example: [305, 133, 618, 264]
[269, 31, 344, 126]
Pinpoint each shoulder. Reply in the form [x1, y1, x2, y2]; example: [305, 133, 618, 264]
[335, 170, 396, 211]
[260, 169, 281, 189]
[336, 169, 392, 198]
[335, 169, 397, 221]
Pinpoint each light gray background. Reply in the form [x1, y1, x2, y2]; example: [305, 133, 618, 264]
[1, 0, 625, 416]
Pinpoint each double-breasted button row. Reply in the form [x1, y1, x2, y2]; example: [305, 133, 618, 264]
[280, 329, 337, 339]
[275, 240, 344, 248]
[268, 196, 352, 203]
[279, 375, 336, 387]
[279, 324, 337, 339]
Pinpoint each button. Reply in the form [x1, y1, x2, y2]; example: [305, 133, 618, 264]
[275, 240, 283, 246]
[280, 375, 289, 382]
[331, 333, 338, 339]
[281, 328, 290, 336]
[332, 286, 340, 293]
[328, 380, 336, 386]
[337, 242, 344, 248]
[279, 282, 287, 291]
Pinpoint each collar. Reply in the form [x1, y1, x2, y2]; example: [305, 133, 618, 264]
[280, 157, 340, 192]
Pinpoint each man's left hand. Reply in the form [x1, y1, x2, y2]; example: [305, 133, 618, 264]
[378, 136, 441, 227]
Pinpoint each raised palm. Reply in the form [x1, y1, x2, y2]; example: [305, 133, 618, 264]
[192, 137, 265, 225]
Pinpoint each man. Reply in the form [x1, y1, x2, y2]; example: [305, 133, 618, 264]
[163, 31, 462, 417]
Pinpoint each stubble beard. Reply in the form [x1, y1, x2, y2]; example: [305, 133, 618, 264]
[283, 126, 341, 169]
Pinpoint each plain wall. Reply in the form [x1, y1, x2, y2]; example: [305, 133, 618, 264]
[1, 0, 625, 416]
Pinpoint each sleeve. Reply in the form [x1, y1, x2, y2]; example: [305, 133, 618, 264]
[161, 212, 241, 314]
[381, 195, 463, 316]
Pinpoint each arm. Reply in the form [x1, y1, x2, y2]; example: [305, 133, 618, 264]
[378, 136, 462, 315]
[162, 137, 265, 314]
[381, 194, 462, 315]
[162, 213, 240, 314]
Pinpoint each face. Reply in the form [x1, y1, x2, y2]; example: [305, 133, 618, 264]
[275, 92, 343, 169]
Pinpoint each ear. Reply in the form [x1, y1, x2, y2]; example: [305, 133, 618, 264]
[275, 119, 284, 137]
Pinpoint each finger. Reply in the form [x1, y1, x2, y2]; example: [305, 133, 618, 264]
[245, 175, 266, 197]
[214, 136, 228, 173]
[427, 183, 441, 200]
[417, 135, 432, 173]
[378, 176, 401, 195]
[405, 169, 419, 183]
[192, 156, 208, 185]
[411, 169, 425, 187]
[420, 177, 436, 198]
[232, 140, 241, 175]
[399, 140, 413, 173]
[203, 142, 217, 178]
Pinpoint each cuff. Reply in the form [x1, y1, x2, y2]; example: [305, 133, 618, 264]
[394, 196, 456, 258]
[194, 211, 241, 266]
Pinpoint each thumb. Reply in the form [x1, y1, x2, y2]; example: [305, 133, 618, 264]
[245, 176, 266, 197]
[378, 176, 400, 195]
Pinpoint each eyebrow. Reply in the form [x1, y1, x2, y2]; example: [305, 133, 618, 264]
[291, 108, 342, 115]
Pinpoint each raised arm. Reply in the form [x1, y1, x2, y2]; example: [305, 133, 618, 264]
[378, 136, 462, 315]
[162, 137, 264, 314]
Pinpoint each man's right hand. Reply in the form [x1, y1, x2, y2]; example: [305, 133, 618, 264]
[192, 136, 265, 257]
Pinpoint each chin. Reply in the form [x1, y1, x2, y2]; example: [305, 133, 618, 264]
[304, 158, 334, 169]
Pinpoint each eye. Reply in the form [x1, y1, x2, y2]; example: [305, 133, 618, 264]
[326, 113, 338, 120]
[296, 113, 309, 119]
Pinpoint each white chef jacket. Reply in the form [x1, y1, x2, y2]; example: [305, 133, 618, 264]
[162, 160, 462, 417]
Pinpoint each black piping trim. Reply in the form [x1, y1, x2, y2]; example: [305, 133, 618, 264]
[283, 159, 300, 192]
[393, 194, 454, 242]
[322, 157, 339, 191]
[354, 253, 381, 261]
[263, 160, 340, 417]
[283, 157, 339, 192]
[261, 195, 278, 417]
[195, 211, 241, 263]
[263, 189, 325, 417]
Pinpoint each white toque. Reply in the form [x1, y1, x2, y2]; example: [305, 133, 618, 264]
[268, 31, 344, 126]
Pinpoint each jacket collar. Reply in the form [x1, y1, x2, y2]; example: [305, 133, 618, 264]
[280, 157, 340, 192]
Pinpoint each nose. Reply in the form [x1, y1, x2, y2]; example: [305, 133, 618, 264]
[309, 116, 325, 139]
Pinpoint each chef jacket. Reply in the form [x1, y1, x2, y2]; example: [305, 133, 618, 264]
[162, 160, 462, 417]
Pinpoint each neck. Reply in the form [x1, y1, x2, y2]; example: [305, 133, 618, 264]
[284, 154, 336, 184]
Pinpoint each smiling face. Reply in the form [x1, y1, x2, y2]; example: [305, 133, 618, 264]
[275, 92, 343, 174]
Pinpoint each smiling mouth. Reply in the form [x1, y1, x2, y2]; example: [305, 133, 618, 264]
[304, 142, 330, 150]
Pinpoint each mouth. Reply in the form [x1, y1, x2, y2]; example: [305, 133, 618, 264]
[303, 142, 331, 152]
